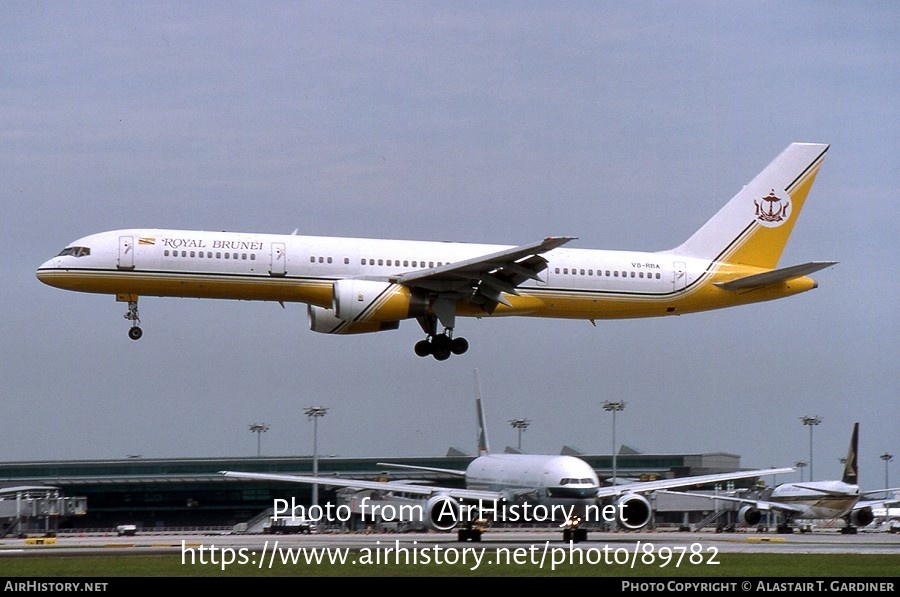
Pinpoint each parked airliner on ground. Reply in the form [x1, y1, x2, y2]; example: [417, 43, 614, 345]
[666, 423, 900, 534]
[37, 143, 834, 359]
[222, 370, 793, 541]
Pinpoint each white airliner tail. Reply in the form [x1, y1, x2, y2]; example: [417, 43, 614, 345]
[668, 143, 829, 269]
[474, 369, 490, 456]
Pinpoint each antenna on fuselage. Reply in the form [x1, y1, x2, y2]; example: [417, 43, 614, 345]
[475, 369, 490, 456]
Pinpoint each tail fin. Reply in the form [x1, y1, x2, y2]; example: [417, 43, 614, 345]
[842, 422, 860, 485]
[670, 143, 829, 269]
[474, 369, 490, 455]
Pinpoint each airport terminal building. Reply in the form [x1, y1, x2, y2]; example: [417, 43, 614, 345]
[0, 449, 762, 536]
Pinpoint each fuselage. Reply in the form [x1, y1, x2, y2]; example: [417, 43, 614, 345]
[464, 453, 600, 520]
[770, 481, 860, 520]
[36, 228, 818, 321]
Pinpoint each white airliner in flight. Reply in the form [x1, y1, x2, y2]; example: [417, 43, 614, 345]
[667, 423, 900, 534]
[222, 371, 792, 541]
[37, 143, 834, 360]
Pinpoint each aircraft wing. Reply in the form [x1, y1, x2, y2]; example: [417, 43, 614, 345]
[219, 470, 500, 502]
[595, 467, 795, 500]
[714, 261, 837, 291]
[860, 487, 900, 499]
[375, 461, 466, 477]
[654, 489, 809, 516]
[395, 236, 576, 311]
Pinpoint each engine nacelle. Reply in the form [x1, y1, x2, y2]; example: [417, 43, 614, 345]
[612, 493, 653, 530]
[848, 506, 874, 527]
[308, 305, 400, 335]
[424, 495, 461, 532]
[736, 504, 762, 526]
[333, 279, 428, 322]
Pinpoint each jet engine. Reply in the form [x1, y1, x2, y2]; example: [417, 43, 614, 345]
[848, 506, 874, 527]
[736, 504, 762, 526]
[612, 493, 653, 530]
[424, 495, 462, 532]
[308, 305, 400, 335]
[332, 279, 428, 322]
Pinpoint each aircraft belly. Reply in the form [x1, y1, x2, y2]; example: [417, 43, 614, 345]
[488, 278, 818, 320]
[36, 269, 333, 305]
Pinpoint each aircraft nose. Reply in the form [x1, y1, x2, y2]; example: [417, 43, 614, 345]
[36, 258, 61, 284]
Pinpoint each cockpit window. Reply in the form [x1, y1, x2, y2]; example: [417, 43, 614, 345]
[57, 246, 91, 258]
[559, 477, 594, 486]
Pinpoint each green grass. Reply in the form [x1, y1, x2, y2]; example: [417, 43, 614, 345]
[1, 553, 897, 577]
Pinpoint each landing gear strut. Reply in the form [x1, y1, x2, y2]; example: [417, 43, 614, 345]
[414, 314, 468, 360]
[124, 300, 143, 340]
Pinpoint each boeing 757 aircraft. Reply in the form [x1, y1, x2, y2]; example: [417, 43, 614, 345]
[222, 370, 793, 541]
[37, 143, 834, 360]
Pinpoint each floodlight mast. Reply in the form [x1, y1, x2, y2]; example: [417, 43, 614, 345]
[508, 418, 531, 451]
[800, 416, 822, 481]
[249, 423, 270, 457]
[603, 401, 626, 485]
[304, 407, 329, 507]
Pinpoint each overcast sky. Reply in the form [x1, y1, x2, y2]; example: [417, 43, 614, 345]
[2, 2, 897, 489]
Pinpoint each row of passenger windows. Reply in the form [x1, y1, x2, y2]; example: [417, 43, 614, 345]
[555, 267, 661, 279]
[309, 256, 446, 268]
[164, 249, 257, 261]
[307, 255, 658, 278]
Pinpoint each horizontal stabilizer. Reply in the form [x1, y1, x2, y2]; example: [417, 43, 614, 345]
[714, 261, 837, 291]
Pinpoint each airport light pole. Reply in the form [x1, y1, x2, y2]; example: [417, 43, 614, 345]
[795, 461, 807, 482]
[603, 401, 626, 485]
[249, 423, 270, 457]
[881, 453, 894, 492]
[800, 416, 822, 481]
[304, 407, 329, 508]
[509, 418, 531, 452]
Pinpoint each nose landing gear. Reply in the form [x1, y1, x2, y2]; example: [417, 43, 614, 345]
[124, 300, 143, 340]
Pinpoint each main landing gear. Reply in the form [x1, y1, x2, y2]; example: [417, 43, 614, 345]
[124, 300, 143, 340]
[414, 333, 469, 361]
[414, 313, 468, 361]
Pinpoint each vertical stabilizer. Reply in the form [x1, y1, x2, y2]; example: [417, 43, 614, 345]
[474, 369, 490, 455]
[669, 143, 829, 269]
[842, 422, 860, 485]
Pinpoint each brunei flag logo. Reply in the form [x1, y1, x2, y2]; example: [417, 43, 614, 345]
[138, 237, 156, 246]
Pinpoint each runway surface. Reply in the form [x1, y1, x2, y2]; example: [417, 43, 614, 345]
[3, 528, 899, 557]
